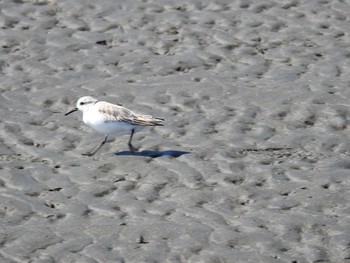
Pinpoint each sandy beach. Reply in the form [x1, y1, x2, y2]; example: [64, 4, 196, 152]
[1, 0, 350, 262]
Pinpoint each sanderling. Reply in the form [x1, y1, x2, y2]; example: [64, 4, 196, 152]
[65, 96, 164, 156]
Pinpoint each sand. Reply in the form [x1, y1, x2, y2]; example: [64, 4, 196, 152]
[1, 0, 350, 262]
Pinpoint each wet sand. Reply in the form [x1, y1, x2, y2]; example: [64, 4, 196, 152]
[1, 0, 350, 262]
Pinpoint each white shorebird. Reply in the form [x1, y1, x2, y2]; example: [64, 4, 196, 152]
[65, 96, 164, 156]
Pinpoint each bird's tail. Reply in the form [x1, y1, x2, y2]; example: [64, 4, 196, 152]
[134, 115, 164, 126]
[151, 117, 165, 126]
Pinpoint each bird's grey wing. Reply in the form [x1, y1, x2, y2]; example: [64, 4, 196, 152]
[97, 102, 135, 123]
[97, 102, 164, 126]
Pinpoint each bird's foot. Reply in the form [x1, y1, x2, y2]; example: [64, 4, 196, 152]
[128, 144, 138, 152]
[82, 151, 95, 157]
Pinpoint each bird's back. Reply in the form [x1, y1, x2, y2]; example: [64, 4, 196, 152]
[96, 101, 164, 127]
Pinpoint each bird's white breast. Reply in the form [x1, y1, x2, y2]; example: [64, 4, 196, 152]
[82, 107, 143, 135]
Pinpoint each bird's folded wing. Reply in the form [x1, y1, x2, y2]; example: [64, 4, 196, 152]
[97, 102, 163, 126]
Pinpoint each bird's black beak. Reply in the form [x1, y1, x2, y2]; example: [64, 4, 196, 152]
[65, 108, 78, 116]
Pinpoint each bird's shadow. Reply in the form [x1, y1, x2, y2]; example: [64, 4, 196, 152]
[114, 150, 190, 158]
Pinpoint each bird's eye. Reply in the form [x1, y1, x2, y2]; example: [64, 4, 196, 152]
[80, 102, 85, 105]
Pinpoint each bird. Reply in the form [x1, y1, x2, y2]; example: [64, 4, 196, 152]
[65, 96, 164, 156]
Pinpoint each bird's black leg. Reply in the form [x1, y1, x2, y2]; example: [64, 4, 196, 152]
[128, 129, 138, 152]
[83, 135, 108, 156]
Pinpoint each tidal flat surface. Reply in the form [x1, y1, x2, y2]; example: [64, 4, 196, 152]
[0, 0, 350, 262]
